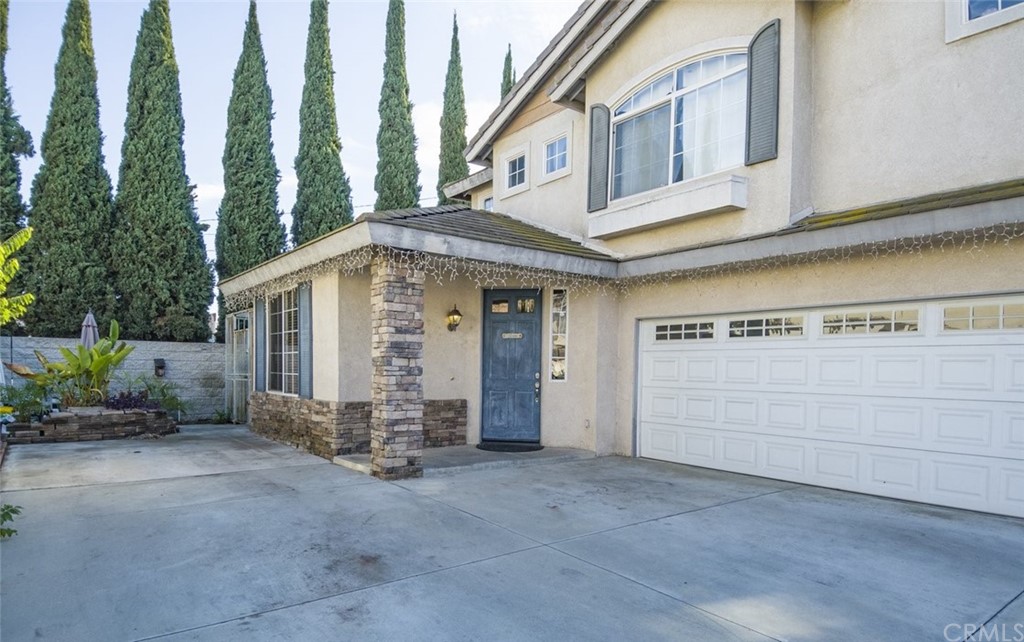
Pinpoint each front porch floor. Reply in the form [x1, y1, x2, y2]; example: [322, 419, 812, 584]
[334, 444, 594, 476]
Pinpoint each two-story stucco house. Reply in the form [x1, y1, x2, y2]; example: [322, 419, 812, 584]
[219, 0, 1024, 518]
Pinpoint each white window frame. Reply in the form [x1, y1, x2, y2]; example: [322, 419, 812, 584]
[946, 0, 1024, 41]
[549, 288, 568, 381]
[267, 288, 299, 396]
[609, 49, 748, 202]
[501, 144, 529, 197]
[539, 130, 572, 185]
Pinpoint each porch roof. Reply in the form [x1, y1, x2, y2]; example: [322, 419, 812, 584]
[218, 205, 618, 299]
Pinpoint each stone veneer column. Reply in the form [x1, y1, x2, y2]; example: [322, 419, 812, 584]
[369, 257, 425, 479]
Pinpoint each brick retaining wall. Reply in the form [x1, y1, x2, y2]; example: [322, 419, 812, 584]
[4, 408, 176, 444]
[248, 393, 467, 461]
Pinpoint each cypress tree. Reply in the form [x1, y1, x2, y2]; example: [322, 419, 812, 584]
[436, 12, 467, 206]
[216, 0, 285, 341]
[291, 0, 352, 245]
[0, 0, 34, 237]
[24, 0, 116, 337]
[112, 0, 213, 342]
[374, 0, 419, 211]
[501, 44, 514, 99]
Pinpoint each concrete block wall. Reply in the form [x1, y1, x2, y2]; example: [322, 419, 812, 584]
[2, 337, 225, 420]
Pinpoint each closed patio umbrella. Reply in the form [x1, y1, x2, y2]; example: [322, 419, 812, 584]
[80, 310, 100, 350]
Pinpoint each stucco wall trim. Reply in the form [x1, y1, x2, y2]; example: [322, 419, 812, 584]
[589, 174, 747, 238]
[618, 196, 1024, 278]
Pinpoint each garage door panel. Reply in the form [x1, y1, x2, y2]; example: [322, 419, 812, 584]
[1008, 413, 1024, 451]
[638, 296, 1024, 517]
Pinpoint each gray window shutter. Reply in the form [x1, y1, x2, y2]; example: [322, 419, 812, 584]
[587, 103, 611, 212]
[253, 298, 266, 392]
[746, 19, 781, 166]
[297, 283, 313, 399]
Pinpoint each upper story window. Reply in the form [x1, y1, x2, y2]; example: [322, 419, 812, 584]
[483, 196, 494, 211]
[268, 288, 299, 395]
[947, 0, 1024, 41]
[545, 136, 568, 174]
[507, 154, 526, 189]
[968, 0, 1023, 19]
[611, 52, 747, 201]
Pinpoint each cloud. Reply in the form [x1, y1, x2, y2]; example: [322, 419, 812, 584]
[194, 183, 225, 203]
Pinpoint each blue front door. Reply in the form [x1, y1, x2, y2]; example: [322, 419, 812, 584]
[482, 289, 542, 442]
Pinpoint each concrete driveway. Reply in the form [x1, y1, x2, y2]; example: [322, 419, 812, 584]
[1, 426, 1022, 642]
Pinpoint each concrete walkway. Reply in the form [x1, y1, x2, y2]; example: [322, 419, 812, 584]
[1, 425, 1022, 641]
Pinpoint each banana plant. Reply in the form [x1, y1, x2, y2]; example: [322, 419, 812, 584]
[5, 320, 134, 406]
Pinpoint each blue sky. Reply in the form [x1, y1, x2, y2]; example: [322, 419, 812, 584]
[6, 0, 579, 261]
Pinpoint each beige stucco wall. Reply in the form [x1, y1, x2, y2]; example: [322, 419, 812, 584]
[810, 1, 1024, 212]
[584, 0, 800, 256]
[310, 270, 373, 403]
[312, 272, 341, 402]
[473, 0, 1022, 256]
[423, 277, 483, 441]
[490, 108, 589, 237]
[608, 238, 1024, 455]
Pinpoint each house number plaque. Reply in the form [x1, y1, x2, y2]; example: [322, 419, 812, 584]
[501, 332, 523, 340]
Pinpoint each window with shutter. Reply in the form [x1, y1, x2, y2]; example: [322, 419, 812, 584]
[745, 19, 780, 166]
[254, 299, 267, 392]
[604, 52, 749, 203]
[297, 284, 313, 399]
[587, 104, 610, 212]
[267, 288, 299, 395]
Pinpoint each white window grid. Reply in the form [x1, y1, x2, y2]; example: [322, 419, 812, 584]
[822, 309, 920, 335]
[545, 136, 568, 175]
[550, 289, 568, 381]
[943, 302, 1024, 331]
[507, 155, 526, 189]
[611, 51, 747, 201]
[654, 321, 714, 341]
[728, 316, 804, 339]
[268, 289, 299, 395]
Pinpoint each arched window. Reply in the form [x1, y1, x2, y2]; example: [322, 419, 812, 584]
[611, 52, 748, 200]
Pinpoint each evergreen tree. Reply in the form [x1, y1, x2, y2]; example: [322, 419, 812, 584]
[216, 0, 285, 341]
[292, 0, 352, 245]
[501, 43, 515, 99]
[436, 12, 467, 206]
[374, 0, 419, 211]
[0, 0, 34, 237]
[24, 0, 116, 337]
[112, 0, 213, 342]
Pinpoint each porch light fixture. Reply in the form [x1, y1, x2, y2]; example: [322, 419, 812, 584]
[154, 358, 166, 378]
[446, 305, 463, 332]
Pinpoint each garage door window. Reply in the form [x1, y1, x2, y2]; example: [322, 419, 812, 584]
[944, 302, 1024, 330]
[822, 309, 919, 335]
[655, 321, 714, 341]
[727, 316, 803, 338]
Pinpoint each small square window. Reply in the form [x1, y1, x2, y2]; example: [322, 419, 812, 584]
[507, 155, 526, 189]
[544, 136, 568, 175]
[482, 196, 494, 211]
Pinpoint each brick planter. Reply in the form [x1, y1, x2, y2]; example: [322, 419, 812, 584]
[247, 394, 467, 461]
[3, 408, 177, 444]
[248, 392, 371, 460]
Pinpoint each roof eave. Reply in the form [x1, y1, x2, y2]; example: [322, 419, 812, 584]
[465, 0, 605, 165]
[367, 221, 618, 279]
[218, 221, 374, 297]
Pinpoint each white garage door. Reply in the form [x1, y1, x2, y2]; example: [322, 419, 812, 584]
[638, 296, 1024, 517]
